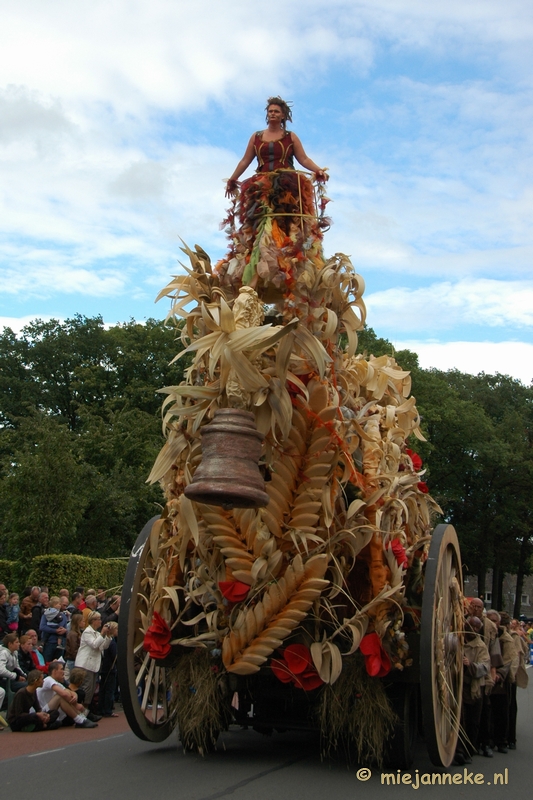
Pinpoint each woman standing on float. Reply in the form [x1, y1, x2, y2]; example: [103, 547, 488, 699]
[226, 96, 328, 195]
[218, 97, 330, 291]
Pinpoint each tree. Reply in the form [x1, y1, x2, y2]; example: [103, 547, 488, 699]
[0, 315, 187, 430]
[74, 406, 166, 556]
[355, 330, 533, 605]
[2, 315, 531, 589]
[0, 413, 88, 559]
[0, 315, 188, 557]
[417, 370, 533, 607]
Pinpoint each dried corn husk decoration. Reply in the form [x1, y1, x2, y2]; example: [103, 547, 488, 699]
[142, 173, 441, 704]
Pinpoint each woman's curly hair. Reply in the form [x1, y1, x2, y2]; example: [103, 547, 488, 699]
[265, 96, 293, 128]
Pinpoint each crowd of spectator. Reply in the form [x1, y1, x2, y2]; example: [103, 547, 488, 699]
[0, 583, 120, 732]
[453, 598, 532, 765]
[2, 581, 532, 747]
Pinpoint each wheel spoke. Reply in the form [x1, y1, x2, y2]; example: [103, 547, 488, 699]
[141, 657, 156, 713]
[152, 667, 161, 723]
[161, 669, 169, 721]
[135, 651, 151, 687]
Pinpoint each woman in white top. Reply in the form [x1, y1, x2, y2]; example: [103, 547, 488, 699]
[74, 611, 112, 708]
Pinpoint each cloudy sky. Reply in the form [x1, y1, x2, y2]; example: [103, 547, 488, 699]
[1, 0, 532, 383]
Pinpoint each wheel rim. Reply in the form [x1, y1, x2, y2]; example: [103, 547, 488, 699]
[420, 524, 464, 767]
[118, 516, 179, 742]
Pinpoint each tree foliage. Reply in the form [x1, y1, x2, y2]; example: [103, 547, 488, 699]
[356, 326, 533, 607]
[0, 414, 87, 558]
[0, 317, 532, 613]
[0, 316, 186, 559]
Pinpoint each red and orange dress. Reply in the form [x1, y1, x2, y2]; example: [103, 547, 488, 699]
[216, 130, 329, 294]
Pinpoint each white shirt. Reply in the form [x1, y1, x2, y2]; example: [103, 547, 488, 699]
[37, 676, 62, 709]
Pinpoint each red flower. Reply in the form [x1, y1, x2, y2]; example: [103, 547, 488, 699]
[359, 633, 391, 678]
[287, 380, 304, 398]
[271, 644, 323, 691]
[143, 611, 172, 660]
[219, 580, 250, 604]
[417, 481, 429, 494]
[406, 448, 423, 471]
[297, 671, 324, 691]
[389, 539, 408, 568]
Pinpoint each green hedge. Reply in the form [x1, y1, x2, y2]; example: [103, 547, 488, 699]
[0, 555, 127, 595]
[0, 559, 18, 591]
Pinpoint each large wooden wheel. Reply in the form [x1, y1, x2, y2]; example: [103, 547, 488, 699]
[118, 516, 179, 742]
[420, 524, 464, 767]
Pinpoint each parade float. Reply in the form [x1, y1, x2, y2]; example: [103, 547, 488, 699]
[117, 114, 464, 768]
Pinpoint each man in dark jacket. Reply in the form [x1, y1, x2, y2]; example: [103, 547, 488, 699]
[98, 621, 118, 717]
[67, 592, 83, 615]
[101, 596, 120, 625]
[7, 670, 60, 732]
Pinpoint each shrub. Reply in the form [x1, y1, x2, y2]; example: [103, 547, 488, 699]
[22, 554, 127, 596]
[0, 559, 18, 591]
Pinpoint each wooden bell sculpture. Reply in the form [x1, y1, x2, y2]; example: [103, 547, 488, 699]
[184, 408, 269, 509]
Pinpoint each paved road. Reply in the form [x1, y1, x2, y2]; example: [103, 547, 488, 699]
[0, 710, 131, 760]
[2, 684, 532, 800]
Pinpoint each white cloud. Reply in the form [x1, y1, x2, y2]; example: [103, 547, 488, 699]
[1, 2, 531, 117]
[0, 2, 375, 115]
[110, 162, 170, 200]
[393, 339, 533, 386]
[0, 314, 59, 334]
[0, 0, 532, 321]
[0, 86, 72, 145]
[0, 84, 234, 296]
[1, 261, 126, 298]
[326, 74, 533, 278]
[365, 279, 533, 333]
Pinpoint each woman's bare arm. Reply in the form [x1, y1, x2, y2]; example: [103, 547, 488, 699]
[291, 133, 327, 180]
[227, 135, 256, 185]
